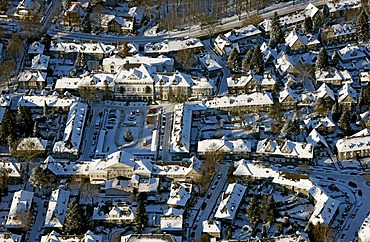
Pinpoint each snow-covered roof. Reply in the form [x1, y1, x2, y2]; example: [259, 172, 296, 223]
[202, 220, 221, 235]
[101, 14, 133, 31]
[326, 0, 361, 13]
[160, 215, 183, 231]
[256, 138, 314, 160]
[199, 54, 222, 72]
[224, 25, 261, 43]
[114, 64, 155, 85]
[315, 83, 335, 100]
[28, 41, 45, 54]
[279, 86, 299, 103]
[17, 137, 47, 151]
[93, 203, 135, 222]
[306, 129, 329, 148]
[52, 101, 88, 155]
[154, 71, 195, 88]
[31, 54, 50, 71]
[0, 232, 22, 242]
[50, 41, 115, 55]
[198, 137, 252, 154]
[44, 189, 70, 228]
[18, 95, 76, 108]
[261, 42, 278, 63]
[18, 70, 46, 83]
[331, 23, 356, 38]
[6, 190, 34, 228]
[55, 73, 115, 91]
[0, 160, 21, 178]
[41, 230, 103, 242]
[339, 44, 366, 61]
[206, 92, 274, 109]
[103, 54, 174, 73]
[214, 183, 246, 220]
[46, 161, 90, 176]
[167, 182, 193, 207]
[274, 52, 298, 76]
[338, 82, 357, 103]
[304, 3, 320, 18]
[336, 128, 370, 153]
[227, 72, 277, 88]
[144, 38, 203, 54]
[303, 116, 335, 130]
[315, 68, 352, 83]
[359, 212, 370, 242]
[153, 156, 201, 179]
[121, 234, 179, 242]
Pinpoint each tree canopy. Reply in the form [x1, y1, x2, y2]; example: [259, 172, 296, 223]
[356, 10, 369, 42]
[316, 47, 329, 70]
[269, 12, 284, 48]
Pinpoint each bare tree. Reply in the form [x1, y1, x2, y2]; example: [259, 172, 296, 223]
[78, 85, 100, 103]
[175, 49, 196, 70]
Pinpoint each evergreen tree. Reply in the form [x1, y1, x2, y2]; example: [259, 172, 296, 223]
[124, 128, 134, 142]
[17, 106, 34, 137]
[339, 110, 351, 135]
[242, 49, 253, 73]
[251, 45, 264, 75]
[356, 10, 369, 42]
[64, 202, 85, 235]
[316, 47, 329, 70]
[134, 198, 148, 233]
[227, 48, 240, 72]
[247, 195, 260, 225]
[269, 12, 284, 49]
[331, 50, 340, 67]
[29, 165, 55, 188]
[0, 108, 16, 144]
[304, 17, 313, 34]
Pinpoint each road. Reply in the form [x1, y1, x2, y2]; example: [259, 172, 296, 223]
[160, 110, 173, 161]
[47, 0, 326, 44]
[190, 162, 230, 240]
[203, 39, 230, 96]
[28, 196, 48, 242]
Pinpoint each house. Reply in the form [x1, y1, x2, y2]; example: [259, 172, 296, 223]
[358, 212, 370, 242]
[214, 25, 262, 57]
[41, 230, 102, 242]
[0, 160, 21, 181]
[101, 14, 134, 34]
[14, 0, 41, 20]
[6, 190, 34, 229]
[279, 86, 299, 109]
[336, 129, 370, 160]
[102, 54, 174, 73]
[167, 182, 193, 209]
[113, 64, 155, 101]
[160, 214, 183, 234]
[121, 234, 179, 242]
[261, 42, 278, 66]
[326, 0, 362, 19]
[199, 54, 222, 78]
[284, 31, 320, 54]
[92, 203, 135, 225]
[202, 220, 221, 238]
[30, 54, 50, 71]
[197, 137, 252, 160]
[338, 44, 367, 63]
[359, 70, 370, 87]
[315, 83, 335, 103]
[315, 68, 352, 87]
[144, 38, 204, 57]
[306, 129, 330, 159]
[323, 23, 356, 45]
[63, 2, 86, 27]
[206, 92, 274, 112]
[154, 72, 213, 101]
[17, 95, 77, 114]
[256, 138, 314, 163]
[55, 73, 115, 94]
[44, 189, 70, 231]
[52, 101, 88, 159]
[214, 183, 246, 221]
[127, 7, 145, 26]
[17, 70, 47, 89]
[304, 116, 336, 134]
[338, 82, 358, 111]
[274, 52, 299, 77]
[16, 137, 47, 157]
[0, 232, 22, 242]
[227, 72, 276, 94]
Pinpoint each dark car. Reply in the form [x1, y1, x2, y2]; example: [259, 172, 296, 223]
[190, 231, 195, 237]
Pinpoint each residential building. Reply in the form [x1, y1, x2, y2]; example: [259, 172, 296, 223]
[279, 86, 299, 109]
[30, 54, 50, 71]
[160, 214, 183, 234]
[44, 189, 70, 231]
[144, 38, 204, 57]
[16, 137, 47, 157]
[256, 138, 314, 163]
[167, 182, 193, 209]
[113, 64, 155, 101]
[315, 68, 352, 87]
[52, 101, 88, 159]
[214, 183, 247, 221]
[92, 203, 135, 225]
[322, 23, 356, 45]
[63, 2, 86, 27]
[14, 0, 42, 20]
[338, 44, 367, 63]
[202, 220, 221, 238]
[358, 212, 370, 242]
[336, 129, 370, 160]
[17, 95, 77, 113]
[306, 129, 330, 159]
[101, 15, 134, 34]
[304, 116, 336, 134]
[197, 137, 252, 160]
[41, 230, 102, 242]
[17, 70, 47, 89]
[338, 82, 358, 111]
[0, 233, 22, 242]
[6, 190, 34, 229]
[121, 234, 179, 242]
[199, 54, 222, 77]
[227, 72, 276, 95]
